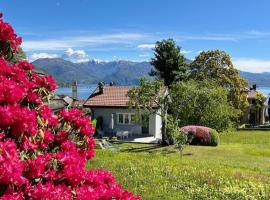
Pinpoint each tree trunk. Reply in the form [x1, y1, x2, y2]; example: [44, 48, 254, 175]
[161, 107, 169, 145]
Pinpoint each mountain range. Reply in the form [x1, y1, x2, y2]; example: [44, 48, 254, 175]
[32, 58, 151, 86]
[32, 58, 270, 87]
[239, 71, 270, 87]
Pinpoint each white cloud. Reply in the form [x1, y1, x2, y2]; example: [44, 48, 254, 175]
[233, 58, 270, 73]
[23, 40, 71, 51]
[139, 53, 150, 58]
[182, 50, 193, 54]
[175, 34, 238, 42]
[137, 44, 155, 49]
[22, 30, 270, 53]
[246, 30, 270, 37]
[22, 33, 146, 51]
[28, 52, 59, 62]
[28, 48, 91, 63]
[62, 48, 90, 63]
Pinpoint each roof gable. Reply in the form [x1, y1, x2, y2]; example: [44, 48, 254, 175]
[84, 86, 134, 107]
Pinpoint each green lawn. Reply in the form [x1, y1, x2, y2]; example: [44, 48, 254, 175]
[88, 131, 270, 200]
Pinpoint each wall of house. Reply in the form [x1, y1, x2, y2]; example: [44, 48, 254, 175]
[148, 111, 162, 139]
[149, 114, 155, 136]
[91, 107, 162, 138]
[155, 113, 162, 139]
[91, 107, 142, 134]
[242, 99, 266, 126]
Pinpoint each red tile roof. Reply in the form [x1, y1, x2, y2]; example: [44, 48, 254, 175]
[84, 86, 134, 107]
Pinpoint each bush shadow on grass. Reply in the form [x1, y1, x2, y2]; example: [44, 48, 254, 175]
[119, 144, 164, 153]
[107, 141, 197, 156]
[118, 144, 194, 156]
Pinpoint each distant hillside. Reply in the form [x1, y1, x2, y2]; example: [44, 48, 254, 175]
[32, 58, 99, 86]
[103, 61, 151, 85]
[32, 58, 152, 86]
[240, 71, 270, 87]
[32, 58, 270, 87]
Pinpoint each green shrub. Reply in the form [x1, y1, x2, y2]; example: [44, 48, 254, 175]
[174, 130, 188, 157]
[166, 115, 180, 145]
[170, 81, 240, 132]
[91, 119, 97, 128]
[209, 129, 219, 146]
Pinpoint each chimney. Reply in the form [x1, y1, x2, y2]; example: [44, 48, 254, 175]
[252, 84, 257, 90]
[109, 81, 115, 86]
[72, 81, 77, 99]
[98, 82, 104, 94]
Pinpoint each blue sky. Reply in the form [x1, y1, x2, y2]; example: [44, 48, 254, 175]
[1, 0, 270, 72]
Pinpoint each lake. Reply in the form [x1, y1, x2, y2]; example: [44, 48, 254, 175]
[258, 87, 270, 96]
[55, 85, 270, 100]
[55, 84, 97, 100]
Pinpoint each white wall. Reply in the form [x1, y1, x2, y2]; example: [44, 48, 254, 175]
[92, 107, 142, 134]
[148, 112, 162, 139]
[149, 114, 155, 136]
[155, 113, 162, 139]
[92, 107, 162, 138]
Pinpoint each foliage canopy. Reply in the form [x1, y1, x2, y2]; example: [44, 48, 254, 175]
[189, 50, 249, 113]
[150, 39, 187, 86]
[170, 80, 240, 131]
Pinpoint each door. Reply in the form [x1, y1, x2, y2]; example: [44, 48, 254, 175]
[141, 115, 149, 134]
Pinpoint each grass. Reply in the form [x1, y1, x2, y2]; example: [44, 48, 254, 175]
[88, 131, 270, 199]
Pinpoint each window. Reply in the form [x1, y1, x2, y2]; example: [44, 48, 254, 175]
[118, 114, 123, 124]
[131, 114, 136, 124]
[124, 114, 129, 124]
[117, 113, 135, 125]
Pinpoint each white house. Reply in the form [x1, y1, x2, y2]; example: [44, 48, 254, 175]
[84, 83, 163, 140]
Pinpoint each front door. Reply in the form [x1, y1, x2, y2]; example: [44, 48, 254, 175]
[141, 115, 149, 134]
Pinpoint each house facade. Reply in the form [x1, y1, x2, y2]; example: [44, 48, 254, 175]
[242, 84, 266, 126]
[83, 83, 162, 139]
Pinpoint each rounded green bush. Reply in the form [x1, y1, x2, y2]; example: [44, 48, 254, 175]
[209, 129, 219, 146]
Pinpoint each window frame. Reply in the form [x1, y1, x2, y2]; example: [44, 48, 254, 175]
[117, 113, 135, 125]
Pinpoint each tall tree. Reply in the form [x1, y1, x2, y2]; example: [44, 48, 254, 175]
[150, 39, 187, 86]
[189, 50, 249, 113]
[170, 80, 240, 132]
[127, 78, 171, 145]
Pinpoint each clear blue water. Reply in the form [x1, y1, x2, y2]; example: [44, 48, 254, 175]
[55, 85, 270, 100]
[55, 84, 97, 100]
[258, 87, 270, 96]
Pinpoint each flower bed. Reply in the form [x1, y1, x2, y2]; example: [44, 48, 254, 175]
[0, 14, 140, 199]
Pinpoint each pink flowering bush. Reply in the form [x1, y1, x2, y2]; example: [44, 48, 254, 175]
[0, 13, 22, 60]
[0, 14, 140, 199]
[181, 125, 219, 146]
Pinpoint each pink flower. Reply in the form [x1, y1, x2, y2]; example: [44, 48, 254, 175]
[0, 15, 22, 52]
[39, 105, 58, 127]
[55, 131, 68, 144]
[1, 191, 24, 200]
[0, 14, 140, 199]
[29, 182, 72, 200]
[20, 135, 38, 151]
[181, 125, 211, 145]
[0, 139, 24, 185]
[24, 154, 52, 179]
